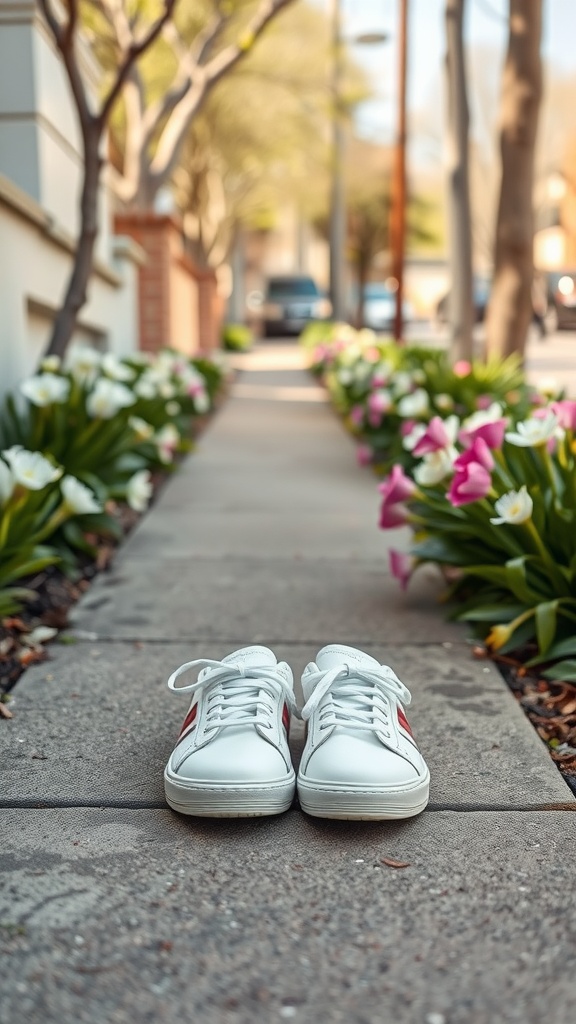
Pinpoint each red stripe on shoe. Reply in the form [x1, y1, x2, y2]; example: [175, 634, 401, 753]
[179, 703, 198, 738]
[397, 707, 414, 737]
[282, 702, 291, 734]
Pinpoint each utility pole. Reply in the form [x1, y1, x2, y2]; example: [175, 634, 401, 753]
[390, 0, 409, 343]
[329, 0, 346, 321]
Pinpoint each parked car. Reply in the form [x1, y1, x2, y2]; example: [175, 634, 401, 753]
[353, 282, 414, 332]
[435, 275, 491, 324]
[544, 270, 576, 330]
[260, 276, 332, 337]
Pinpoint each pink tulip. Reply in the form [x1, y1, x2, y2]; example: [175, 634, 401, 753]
[413, 416, 452, 456]
[379, 501, 410, 529]
[371, 371, 389, 388]
[378, 464, 416, 504]
[356, 443, 373, 467]
[368, 390, 392, 423]
[459, 418, 507, 450]
[389, 549, 413, 591]
[448, 462, 492, 507]
[350, 405, 364, 427]
[400, 418, 417, 438]
[551, 400, 576, 431]
[454, 437, 494, 472]
[454, 360, 472, 377]
[476, 394, 493, 411]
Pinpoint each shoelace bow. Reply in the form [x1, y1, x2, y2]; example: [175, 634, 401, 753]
[168, 658, 297, 730]
[300, 663, 412, 734]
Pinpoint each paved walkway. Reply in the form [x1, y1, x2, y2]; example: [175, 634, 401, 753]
[1, 344, 575, 1024]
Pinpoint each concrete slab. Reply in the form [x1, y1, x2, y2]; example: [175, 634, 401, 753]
[69, 560, 457, 642]
[1, 807, 575, 1024]
[1, 641, 570, 807]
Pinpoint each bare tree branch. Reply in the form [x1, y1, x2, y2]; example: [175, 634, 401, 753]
[38, 0, 93, 134]
[148, 0, 294, 194]
[99, 0, 177, 126]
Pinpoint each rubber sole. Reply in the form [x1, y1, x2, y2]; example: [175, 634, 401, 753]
[297, 772, 430, 821]
[164, 771, 296, 818]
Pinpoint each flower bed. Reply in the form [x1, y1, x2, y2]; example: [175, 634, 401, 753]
[304, 324, 576, 785]
[0, 345, 226, 699]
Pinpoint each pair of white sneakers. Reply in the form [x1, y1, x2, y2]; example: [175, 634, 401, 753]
[164, 644, 430, 820]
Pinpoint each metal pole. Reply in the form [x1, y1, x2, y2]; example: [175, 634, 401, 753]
[329, 0, 346, 321]
[391, 0, 409, 342]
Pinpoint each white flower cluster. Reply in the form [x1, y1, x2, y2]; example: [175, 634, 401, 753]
[0, 446, 101, 514]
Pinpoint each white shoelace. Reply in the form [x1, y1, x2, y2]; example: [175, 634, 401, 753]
[301, 663, 412, 735]
[168, 658, 297, 731]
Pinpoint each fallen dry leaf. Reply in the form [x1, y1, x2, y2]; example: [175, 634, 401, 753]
[380, 857, 411, 869]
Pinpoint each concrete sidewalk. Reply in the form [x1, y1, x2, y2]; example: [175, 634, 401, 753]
[1, 343, 575, 1024]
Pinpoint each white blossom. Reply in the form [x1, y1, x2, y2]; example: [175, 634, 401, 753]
[165, 401, 181, 417]
[397, 388, 430, 419]
[128, 416, 154, 441]
[402, 423, 426, 452]
[65, 345, 102, 384]
[86, 379, 136, 419]
[413, 447, 456, 486]
[20, 373, 70, 407]
[392, 371, 414, 397]
[3, 446, 62, 490]
[0, 458, 14, 503]
[505, 412, 559, 448]
[155, 424, 180, 463]
[101, 353, 136, 382]
[61, 476, 102, 515]
[40, 355, 62, 373]
[490, 486, 533, 525]
[126, 470, 153, 512]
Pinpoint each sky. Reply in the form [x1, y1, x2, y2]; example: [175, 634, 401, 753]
[335, 0, 576, 160]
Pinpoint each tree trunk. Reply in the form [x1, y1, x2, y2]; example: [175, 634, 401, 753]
[485, 0, 542, 361]
[45, 135, 103, 357]
[355, 252, 370, 329]
[445, 0, 474, 362]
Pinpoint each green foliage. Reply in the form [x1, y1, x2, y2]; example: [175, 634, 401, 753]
[222, 323, 253, 351]
[0, 347, 225, 612]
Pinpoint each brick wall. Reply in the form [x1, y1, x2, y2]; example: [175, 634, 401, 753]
[115, 212, 221, 354]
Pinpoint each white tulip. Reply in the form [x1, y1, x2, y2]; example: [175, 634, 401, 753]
[20, 373, 70, 407]
[402, 423, 426, 452]
[126, 469, 153, 512]
[193, 391, 210, 414]
[155, 424, 180, 463]
[398, 388, 430, 418]
[128, 416, 154, 441]
[392, 371, 414, 397]
[461, 403, 504, 432]
[134, 376, 158, 400]
[3, 446, 62, 490]
[101, 353, 136, 382]
[490, 486, 533, 525]
[40, 355, 62, 373]
[61, 476, 102, 515]
[414, 447, 456, 486]
[86, 379, 136, 419]
[65, 345, 102, 384]
[0, 458, 14, 503]
[505, 412, 558, 448]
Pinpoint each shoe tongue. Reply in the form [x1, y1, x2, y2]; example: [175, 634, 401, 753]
[221, 645, 277, 670]
[316, 644, 381, 673]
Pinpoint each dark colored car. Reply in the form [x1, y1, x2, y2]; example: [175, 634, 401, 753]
[544, 270, 576, 330]
[262, 276, 331, 337]
[436, 276, 491, 324]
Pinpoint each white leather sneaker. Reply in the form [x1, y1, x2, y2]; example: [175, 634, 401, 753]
[298, 644, 430, 820]
[164, 646, 297, 817]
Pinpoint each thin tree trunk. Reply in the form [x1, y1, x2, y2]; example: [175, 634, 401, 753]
[485, 0, 542, 361]
[445, 0, 474, 362]
[45, 137, 103, 357]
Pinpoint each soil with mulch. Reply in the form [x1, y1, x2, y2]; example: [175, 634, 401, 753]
[474, 647, 576, 796]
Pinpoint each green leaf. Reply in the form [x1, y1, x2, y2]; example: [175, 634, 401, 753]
[505, 557, 541, 604]
[542, 660, 576, 682]
[453, 603, 527, 623]
[535, 600, 558, 655]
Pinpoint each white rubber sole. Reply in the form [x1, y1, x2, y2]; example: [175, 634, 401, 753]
[164, 769, 296, 818]
[297, 770, 430, 821]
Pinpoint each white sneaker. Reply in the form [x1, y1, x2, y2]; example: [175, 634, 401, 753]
[164, 646, 297, 817]
[297, 644, 430, 820]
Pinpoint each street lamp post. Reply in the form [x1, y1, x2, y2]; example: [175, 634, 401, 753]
[390, 0, 409, 343]
[329, 0, 388, 323]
